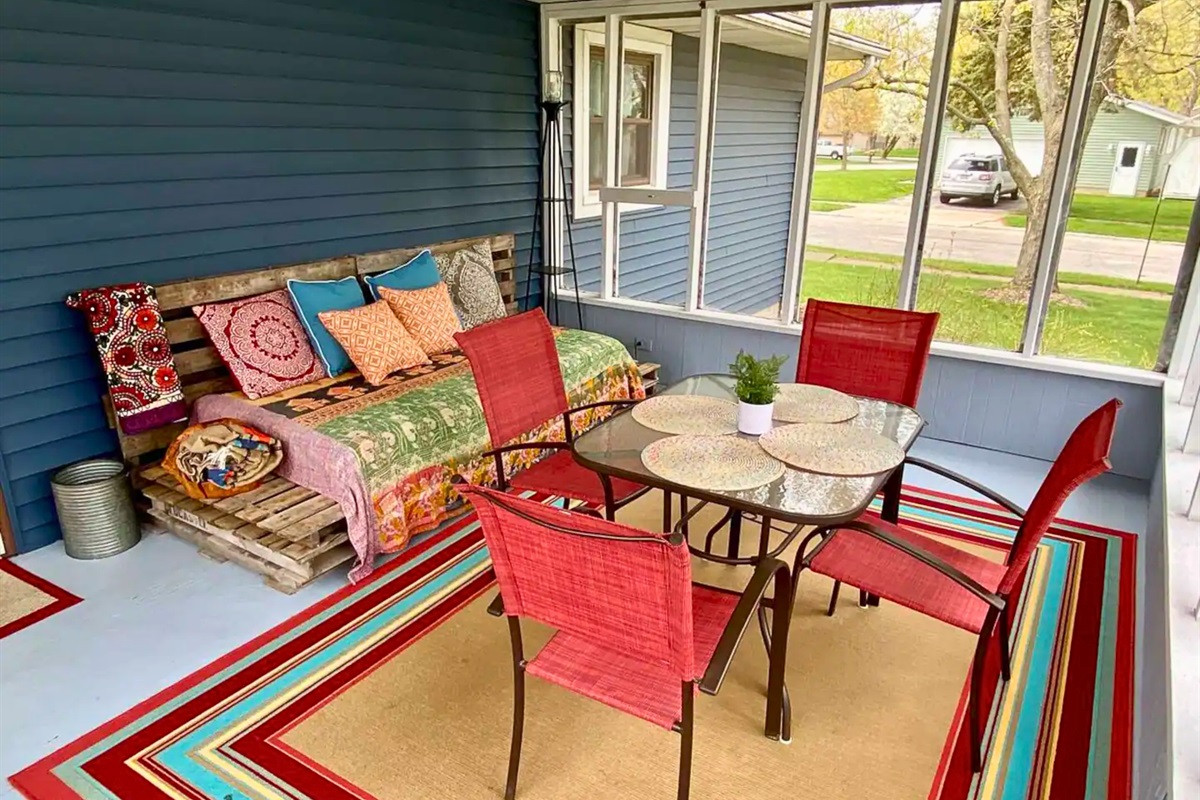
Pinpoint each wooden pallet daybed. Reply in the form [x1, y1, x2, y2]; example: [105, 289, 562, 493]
[106, 234, 518, 593]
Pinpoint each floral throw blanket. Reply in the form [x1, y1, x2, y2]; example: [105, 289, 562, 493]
[195, 328, 642, 580]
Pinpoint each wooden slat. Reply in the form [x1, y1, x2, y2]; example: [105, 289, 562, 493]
[174, 345, 223, 377]
[210, 476, 291, 511]
[276, 504, 347, 543]
[281, 531, 349, 564]
[253, 485, 317, 515]
[165, 316, 206, 345]
[257, 494, 340, 535]
[155, 257, 356, 311]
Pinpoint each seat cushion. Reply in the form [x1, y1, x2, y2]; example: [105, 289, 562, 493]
[378, 283, 463, 355]
[287, 276, 366, 376]
[807, 513, 1006, 633]
[525, 584, 741, 729]
[363, 249, 442, 300]
[509, 449, 644, 507]
[317, 300, 431, 386]
[193, 289, 325, 399]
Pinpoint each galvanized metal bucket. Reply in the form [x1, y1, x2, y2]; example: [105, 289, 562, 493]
[51, 459, 140, 559]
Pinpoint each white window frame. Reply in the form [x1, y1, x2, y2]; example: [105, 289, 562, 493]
[573, 22, 673, 220]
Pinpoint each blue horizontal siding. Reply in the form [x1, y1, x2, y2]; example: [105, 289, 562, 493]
[0, 0, 542, 553]
[702, 44, 803, 316]
[563, 31, 805, 312]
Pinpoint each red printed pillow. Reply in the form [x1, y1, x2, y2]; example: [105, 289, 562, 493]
[193, 289, 325, 399]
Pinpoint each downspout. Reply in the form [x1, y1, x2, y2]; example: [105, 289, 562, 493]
[823, 55, 878, 94]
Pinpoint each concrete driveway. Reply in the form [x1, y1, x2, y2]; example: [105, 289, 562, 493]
[806, 197, 1185, 284]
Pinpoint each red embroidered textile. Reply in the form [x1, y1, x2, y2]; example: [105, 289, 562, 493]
[193, 289, 324, 399]
[66, 283, 187, 434]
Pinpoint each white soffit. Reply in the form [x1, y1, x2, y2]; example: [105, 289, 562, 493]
[640, 12, 887, 61]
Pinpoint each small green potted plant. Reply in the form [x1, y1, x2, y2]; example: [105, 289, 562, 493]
[730, 350, 787, 435]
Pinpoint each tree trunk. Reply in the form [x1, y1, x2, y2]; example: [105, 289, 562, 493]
[882, 135, 899, 159]
[841, 132, 851, 170]
[1012, 187, 1049, 290]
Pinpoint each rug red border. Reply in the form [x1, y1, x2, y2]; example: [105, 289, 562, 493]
[0, 558, 82, 641]
[9, 518, 469, 800]
[9, 489, 1136, 800]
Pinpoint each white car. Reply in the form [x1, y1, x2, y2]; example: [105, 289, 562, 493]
[939, 154, 1019, 206]
[816, 139, 851, 160]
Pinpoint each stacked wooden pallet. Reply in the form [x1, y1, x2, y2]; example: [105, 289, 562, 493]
[137, 464, 354, 594]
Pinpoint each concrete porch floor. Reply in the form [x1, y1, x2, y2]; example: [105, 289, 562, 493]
[0, 440, 1151, 799]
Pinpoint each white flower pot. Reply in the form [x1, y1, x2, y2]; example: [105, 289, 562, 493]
[737, 400, 775, 435]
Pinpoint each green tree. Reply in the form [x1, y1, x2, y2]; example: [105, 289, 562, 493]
[860, 0, 1153, 291]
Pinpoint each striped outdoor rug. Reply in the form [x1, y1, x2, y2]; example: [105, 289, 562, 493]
[9, 486, 1134, 800]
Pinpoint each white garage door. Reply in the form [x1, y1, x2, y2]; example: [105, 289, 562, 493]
[940, 135, 1045, 179]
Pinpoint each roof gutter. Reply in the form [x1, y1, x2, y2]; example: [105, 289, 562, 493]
[823, 55, 878, 93]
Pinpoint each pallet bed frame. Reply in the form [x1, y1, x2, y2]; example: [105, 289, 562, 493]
[108, 234, 519, 593]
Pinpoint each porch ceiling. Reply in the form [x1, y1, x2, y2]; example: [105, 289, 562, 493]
[641, 12, 889, 62]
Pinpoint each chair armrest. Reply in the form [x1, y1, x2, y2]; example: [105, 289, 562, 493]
[487, 593, 506, 617]
[904, 456, 1027, 519]
[815, 520, 1005, 612]
[482, 441, 572, 459]
[699, 558, 790, 695]
[567, 399, 638, 416]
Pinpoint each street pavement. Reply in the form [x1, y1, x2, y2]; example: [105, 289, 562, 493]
[805, 196, 1186, 284]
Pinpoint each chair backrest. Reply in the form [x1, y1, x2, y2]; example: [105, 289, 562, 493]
[455, 309, 570, 448]
[1000, 399, 1122, 595]
[459, 484, 696, 680]
[797, 300, 939, 407]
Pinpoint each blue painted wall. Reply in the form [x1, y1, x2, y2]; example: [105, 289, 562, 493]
[0, 0, 541, 553]
[564, 31, 804, 313]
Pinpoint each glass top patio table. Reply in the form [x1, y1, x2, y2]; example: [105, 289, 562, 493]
[572, 373, 926, 526]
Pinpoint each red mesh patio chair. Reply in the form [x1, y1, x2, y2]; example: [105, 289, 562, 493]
[458, 484, 792, 800]
[796, 299, 939, 407]
[792, 399, 1121, 772]
[795, 299, 939, 608]
[455, 309, 649, 520]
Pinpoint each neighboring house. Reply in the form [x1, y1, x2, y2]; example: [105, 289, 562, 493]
[563, 15, 888, 315]
[936, 98, 1200, 198]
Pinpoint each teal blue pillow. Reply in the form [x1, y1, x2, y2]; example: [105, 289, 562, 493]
[286, 276, 365, 376]
[363, 249, 442, 300]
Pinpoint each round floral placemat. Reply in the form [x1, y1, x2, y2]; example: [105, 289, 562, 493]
[631, 395, 738, 436]
[774, 383, 860, 424]
[758, 423, 904, 477]
[641, 435, 785, 491]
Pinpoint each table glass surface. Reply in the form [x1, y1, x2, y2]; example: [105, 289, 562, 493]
[572, 374, 925, 523]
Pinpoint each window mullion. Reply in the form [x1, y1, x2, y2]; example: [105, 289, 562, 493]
[1020, 0, 1111, 355]
[781, 1, 830, 324]
[686, 7, 721, 313]
[600, 15, 624, 300]
[896, 0, 959, 312]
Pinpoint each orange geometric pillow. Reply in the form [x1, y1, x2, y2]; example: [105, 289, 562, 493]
[317, 301, 430, 386]
[378, 283, 463, 355]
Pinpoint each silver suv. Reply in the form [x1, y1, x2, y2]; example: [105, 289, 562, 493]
[939, 154, 1019, 206]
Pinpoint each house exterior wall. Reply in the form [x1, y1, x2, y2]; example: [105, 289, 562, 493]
[936, 106, 1171, 195]
[0, 0, 541, 553]
[565, 32, 805, 314]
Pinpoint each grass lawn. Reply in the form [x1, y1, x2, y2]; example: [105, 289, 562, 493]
[1003, 212, 1189, 243]
[886, 148, 920, 159]
[812, 168, 916, 203]
[812, 201, 852, 213]
[807, 244, 1176, 295]
[799, 260, 1168, 368]
[1006, 195, 1191, 243]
